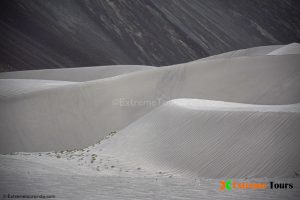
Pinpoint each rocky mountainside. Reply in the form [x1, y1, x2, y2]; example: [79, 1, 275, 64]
[0, 0, 299, 71]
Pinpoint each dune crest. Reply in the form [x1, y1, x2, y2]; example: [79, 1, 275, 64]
[0, 44, 299, 155]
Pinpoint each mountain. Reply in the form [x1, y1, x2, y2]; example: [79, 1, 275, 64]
[0, 0, 300, 71]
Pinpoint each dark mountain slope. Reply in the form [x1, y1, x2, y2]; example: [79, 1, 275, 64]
[0, 0, 299, 71]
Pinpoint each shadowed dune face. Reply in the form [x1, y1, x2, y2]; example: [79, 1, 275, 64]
[98, 99, 300, 178]
[0, 44, 300, 153]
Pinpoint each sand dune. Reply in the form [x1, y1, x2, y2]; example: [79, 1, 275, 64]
[0, 79, 75, 99]
[0, 44, 300, 153]
[0, 44, 300, 199]
[0, 44, 283, 82]
[97, 99, 300, 178]
[268, 43, 300, 55]
[0, 65, 153, 82]
[2, 154, 298, 199]
[201, 45, 282, 61]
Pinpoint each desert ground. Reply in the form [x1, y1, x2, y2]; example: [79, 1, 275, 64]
[0, 44, 300, 199]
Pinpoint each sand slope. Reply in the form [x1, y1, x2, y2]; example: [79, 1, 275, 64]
[0, 44, 300, 153]
[201, 45, 282, 61]
[0, 65, 153, 82]
[1, 154, 299, 200]
[268, 43, 300, 55]
[0, 79, 75, 99]
[1, 155, 299, 200]
[97, 99, 300, 178]
[0, 44, 300, 199]
[0, 44, 288, 82]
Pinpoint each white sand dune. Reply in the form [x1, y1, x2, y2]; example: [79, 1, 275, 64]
[97, 99, 300, 178]
[0, 65, 153, 82]
[1, 44, 300, 199]
[1, 155, 299, 200]
[2, 154, 299, 200]
[0, 44, 286, 82]
[200, 44, 282, 61]
[268, 43, 300, 55]
[1, 99, 299, 198]
[0, 44, 283, 83]
[0, 79, 76, 99]
[0, 44, 300, 153]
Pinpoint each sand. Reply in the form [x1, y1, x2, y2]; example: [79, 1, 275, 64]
[1, 44, 300, 152]
[0, 44, 299, 199]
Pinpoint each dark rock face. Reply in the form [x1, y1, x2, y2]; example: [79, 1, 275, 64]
[0, 0, 299, 71]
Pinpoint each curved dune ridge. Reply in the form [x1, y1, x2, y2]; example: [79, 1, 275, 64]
[0, 79, 76, 99]
[97, 99, 300, 178]
[200, 44, 283, 61]
[0, 44, 300, 153]
[0, 65, 154, 82]
[267, 43, 300, 55]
